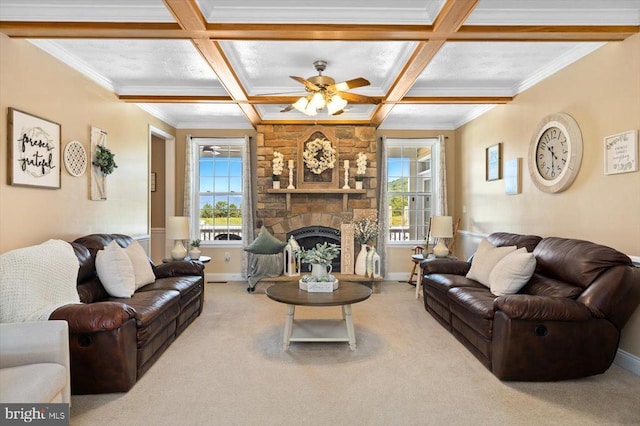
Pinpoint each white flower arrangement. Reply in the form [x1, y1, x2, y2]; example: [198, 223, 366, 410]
[303, 138, 336, 174]
[356, 152, 367, 181]
[272, 151, 284, 180]
[353, 216, 379, 245]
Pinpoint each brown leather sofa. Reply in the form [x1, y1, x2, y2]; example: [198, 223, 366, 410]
[49, 234, 205, 394]
[421, 232, 640, 381]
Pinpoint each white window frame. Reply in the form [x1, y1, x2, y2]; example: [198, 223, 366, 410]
[190, 137, 246, 247]
[385, 138, 440, 246]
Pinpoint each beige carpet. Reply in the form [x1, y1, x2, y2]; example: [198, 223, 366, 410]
[71, 281, 640, 426]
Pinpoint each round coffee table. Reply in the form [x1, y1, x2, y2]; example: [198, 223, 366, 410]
[265, 281, 372, 350]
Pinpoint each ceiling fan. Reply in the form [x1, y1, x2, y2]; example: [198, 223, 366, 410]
[281, 60, 376, 116]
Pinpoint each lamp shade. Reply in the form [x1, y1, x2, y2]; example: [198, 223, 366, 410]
[166, 216, 189, 240]
[431, 216, 453, 238]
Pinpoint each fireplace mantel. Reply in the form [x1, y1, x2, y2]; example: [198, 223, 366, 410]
[267, 188, 366, 210]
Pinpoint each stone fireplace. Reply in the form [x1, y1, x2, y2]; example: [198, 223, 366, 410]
[255, 124, 378, 274]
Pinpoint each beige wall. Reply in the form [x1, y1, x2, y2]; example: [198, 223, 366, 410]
[455, 34, 640, 356]
[0, 35, 174, 252]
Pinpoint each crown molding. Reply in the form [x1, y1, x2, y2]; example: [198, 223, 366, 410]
[28, 39, 115, 92]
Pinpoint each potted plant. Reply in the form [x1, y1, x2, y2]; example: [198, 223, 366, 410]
[355, 152, 367, 189]
[272, 151, 284, 189]
[189, 239, 201, 260]
[92, 145, 118, 175]
[297, 242, 340, 282]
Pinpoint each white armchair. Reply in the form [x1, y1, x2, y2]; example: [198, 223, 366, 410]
[0, 320, 70, 404]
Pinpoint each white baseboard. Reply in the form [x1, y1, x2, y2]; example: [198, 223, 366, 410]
[614, 349, 640, 376]
[386, 272, 410, 281]
[205, 272, 244, 282]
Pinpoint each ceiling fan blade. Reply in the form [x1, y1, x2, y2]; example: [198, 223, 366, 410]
[280, 105, 294, 113]
[328, 77, 370, 92]
[339, 92, 379, 104]
[290, 76, 320, 92]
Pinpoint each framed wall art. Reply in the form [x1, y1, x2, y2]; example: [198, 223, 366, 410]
[486, 142, 502, 181]
[504, 157, 521, 195]
[604, 129, 638, 175]
[8, 108, 61, 189]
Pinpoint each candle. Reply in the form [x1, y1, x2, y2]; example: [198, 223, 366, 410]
[288, 159, 294, 168]
[344, 160, 349, 168]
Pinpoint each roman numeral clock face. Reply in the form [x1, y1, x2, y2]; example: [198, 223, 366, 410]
[528, 113, 583, 193]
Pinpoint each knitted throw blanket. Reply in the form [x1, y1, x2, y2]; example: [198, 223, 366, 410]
[0, 239, 81, 323]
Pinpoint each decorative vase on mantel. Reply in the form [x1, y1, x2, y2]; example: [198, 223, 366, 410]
[272, 179, 280, 189]
[355, 179, 364, 190]
[355, 244, 368, 276]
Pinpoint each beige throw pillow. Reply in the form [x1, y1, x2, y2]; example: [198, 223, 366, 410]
[465, 238, 517, 287]
[489, 247, 536, 296]
[96, 240, 135, 298]
[125, 240, 156, 289]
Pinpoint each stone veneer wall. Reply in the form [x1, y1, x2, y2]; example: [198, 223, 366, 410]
[256, 124, 378, 241]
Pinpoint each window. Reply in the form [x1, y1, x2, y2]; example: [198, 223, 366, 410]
[191, 138, 245, 244]
[386, 138, 439, 243]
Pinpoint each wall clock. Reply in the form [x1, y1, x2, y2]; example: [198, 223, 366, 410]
[528, 112, 583, 193]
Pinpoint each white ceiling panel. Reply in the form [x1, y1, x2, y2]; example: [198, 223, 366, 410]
[137, 103, 252, 130]
[467, 0, 640, 25]
[409, 42, 605, 97]
[29, 39, 225, 96]
[197, 0, 446, 24]
[379, 104, 497, 130]
[0, 0, 175, 22]
[220, 40, 417, 97]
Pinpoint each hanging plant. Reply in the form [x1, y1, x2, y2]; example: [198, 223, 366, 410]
[93, 145, 118, 175]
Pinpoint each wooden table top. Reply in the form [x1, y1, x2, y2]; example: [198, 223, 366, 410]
[265, 281, 373, 307]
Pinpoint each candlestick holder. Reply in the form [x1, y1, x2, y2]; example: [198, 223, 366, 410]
[287, 166, 295, 189]
[342, 164, 350, 189]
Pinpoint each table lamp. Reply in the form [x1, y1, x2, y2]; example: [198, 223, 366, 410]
[431, 216, 453, 258]
[167, 216, 190, 260]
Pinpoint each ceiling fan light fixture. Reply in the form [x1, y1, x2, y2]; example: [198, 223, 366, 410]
[327, 94, 348, 115]
[304, 103, 318, 116]
[292, 97, 309, 113]
[309, 92, 326, 110]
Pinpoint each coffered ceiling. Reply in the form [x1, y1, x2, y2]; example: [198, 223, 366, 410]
[1, 1, 638, 130]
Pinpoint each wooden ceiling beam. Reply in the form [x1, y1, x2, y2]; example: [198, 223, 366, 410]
[119, 95, 233, 103]
[162, 0, 260, 127]
[1, 22, 636, 42]
[370, 0, 480, 126]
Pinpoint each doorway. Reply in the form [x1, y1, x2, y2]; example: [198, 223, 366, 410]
[149, 126, 175, 264]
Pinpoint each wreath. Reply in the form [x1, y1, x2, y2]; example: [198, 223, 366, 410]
[303, 138, 336, 174]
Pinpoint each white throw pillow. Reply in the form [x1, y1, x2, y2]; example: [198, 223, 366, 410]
[465, 238, 517, 287]
[96, 240, 135, 298]
[125, 241, 156, 289]
[489, 247, 537, 296]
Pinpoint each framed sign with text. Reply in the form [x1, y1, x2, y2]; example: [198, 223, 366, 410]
[8, 108, 61, 189]
[604, 129, 638, 175]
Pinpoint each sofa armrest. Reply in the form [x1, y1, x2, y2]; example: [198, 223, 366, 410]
[421, 258, 471, 276]
[0, 321, 71, 403]
[153, 260, 204, 279]
[49, 302, 136, 333]
[494, 295, 592, 321]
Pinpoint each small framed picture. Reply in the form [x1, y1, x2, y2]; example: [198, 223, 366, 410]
[8, 108, 61, 189]
[150, 172, 157, 192]
[504, 158, 521, 195]
[604, 130, 638, 175]
[486, 143, 502, 181]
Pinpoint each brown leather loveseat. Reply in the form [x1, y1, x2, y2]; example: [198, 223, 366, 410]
[49, 234, 205, 394]
[421, 232, 640, 381]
